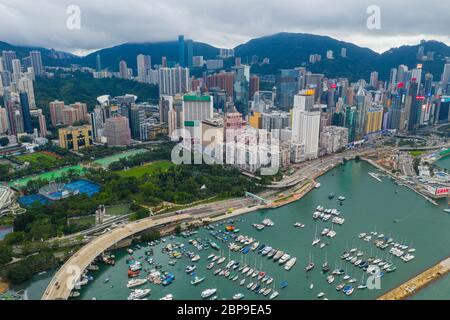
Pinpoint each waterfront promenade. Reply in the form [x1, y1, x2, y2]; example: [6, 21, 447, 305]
[378, 257, 450, 300]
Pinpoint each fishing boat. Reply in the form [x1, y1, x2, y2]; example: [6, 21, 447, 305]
[191, 276, 206, 285]
[127, 278, 147, 288]
[201, 289, 217, 299]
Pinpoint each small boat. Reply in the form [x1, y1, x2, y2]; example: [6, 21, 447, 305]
[160, 294, 174, 300]
[214, 269, 222, 275]
[191, 255, 201, 262]
[233, 293, 245, 300]
[127, 278, 147, 288]
[327, 275, 335, 284]
[315, 183, 321, 189]
[207, 263, 215, 270]
[269, 291, 279, 300]
[191, 276, 206, 285]
[186, 265, 197, 274]
[336, 283, 345, 291]
[128, 289, 151, 300]
[284, 257, 297, 271]
[328, 193, 335, 200]
[306, 262, 315, 272]
[247, 282, 254, 289]
[201, 289, 217, 299]
[317, 292, 325, 298]
[240, 279, 246, 286]
[280, 281, 288, 289]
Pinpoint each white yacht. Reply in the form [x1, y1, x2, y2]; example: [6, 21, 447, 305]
[201, 289, 217, 299]
[127, 278, 147, 288]
[128, 289, 151, 300]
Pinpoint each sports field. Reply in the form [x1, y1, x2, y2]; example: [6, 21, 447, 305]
[14, 151, 63, 165]
[9, 165, 85, 189]
[117, 160, 175, 178]
[93, 149, 148, 168]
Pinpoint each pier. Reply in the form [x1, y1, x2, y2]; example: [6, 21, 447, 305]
[378, 257, 450, 300]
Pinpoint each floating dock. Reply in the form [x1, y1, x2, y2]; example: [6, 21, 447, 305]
[378, 257, 450, 300]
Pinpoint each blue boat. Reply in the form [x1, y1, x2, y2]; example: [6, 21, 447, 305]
[241, 247, 250, 254]
[253, 284, 261, 292]
[343, 285, 352, 293]
[280, 280, 288, 289]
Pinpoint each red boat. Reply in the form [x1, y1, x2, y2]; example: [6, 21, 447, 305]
[128, 269, 140, 278]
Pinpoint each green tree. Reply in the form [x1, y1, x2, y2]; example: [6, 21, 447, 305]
[0, 244, 12, 265]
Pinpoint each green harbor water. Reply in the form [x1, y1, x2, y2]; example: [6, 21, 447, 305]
[22, 161, 450, 300]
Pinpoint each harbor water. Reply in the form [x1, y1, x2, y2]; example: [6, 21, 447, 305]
[24, 161, 450, 300]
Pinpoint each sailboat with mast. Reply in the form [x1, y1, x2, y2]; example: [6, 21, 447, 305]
[306, 253, 315, 272]
[312, 226, 320, 246]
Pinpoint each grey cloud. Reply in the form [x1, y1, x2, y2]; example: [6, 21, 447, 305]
[0, 0, 448, 54]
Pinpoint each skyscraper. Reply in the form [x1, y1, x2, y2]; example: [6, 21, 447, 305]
[18, 77, 36, 109]
[186, 39, 193, 68]
[440, 63, 450, 90]
[178, 35, 185, 67]
[2, 50, 17, 73]
[276, 69, 299, 110]
[233, 65, 250, 115]
[96, 53, 102, 72]
[369, 71, 379, 88]
[19, 92, 33, 134]
[129, 105, 145, 140]
[119, 60, 128, 79]
[137, 54, 151, 82]
[29, 51, 44, 76]
[249, 75, 260, 101]
[182, 95, 213, 147]
[291, 107, 321, 160]
[103, 116, 132, 146]
[158, 66, 190, 95]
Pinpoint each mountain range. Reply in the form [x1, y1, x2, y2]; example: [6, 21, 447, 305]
[2, 33, 449, 82]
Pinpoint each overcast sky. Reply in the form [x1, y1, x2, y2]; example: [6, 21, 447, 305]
[0, 0, 448, 56]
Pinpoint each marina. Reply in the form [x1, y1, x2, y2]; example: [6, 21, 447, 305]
[18, 161, 450, 300]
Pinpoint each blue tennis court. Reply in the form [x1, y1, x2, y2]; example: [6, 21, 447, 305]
[18, 180, 100, 207]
